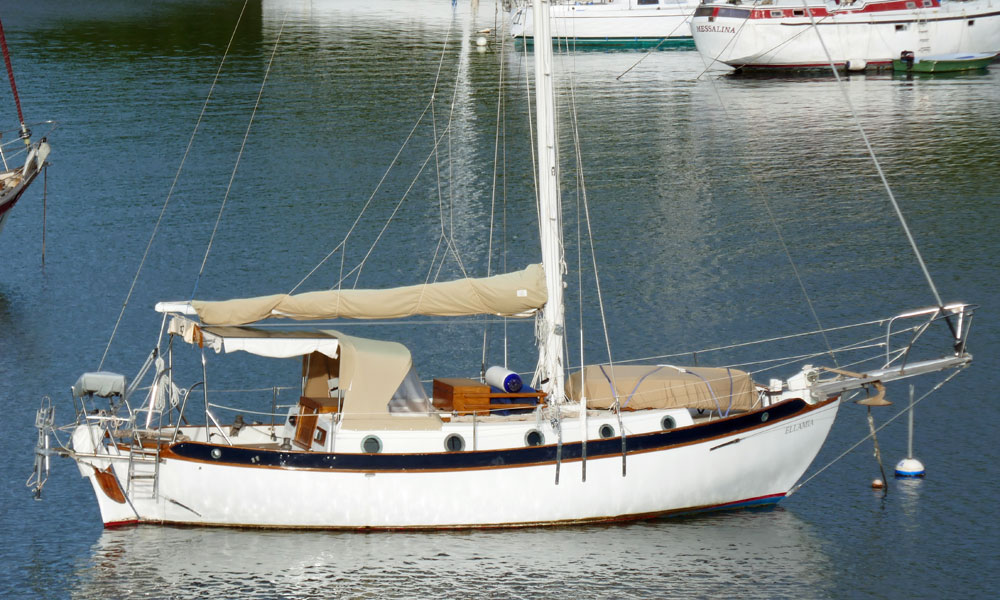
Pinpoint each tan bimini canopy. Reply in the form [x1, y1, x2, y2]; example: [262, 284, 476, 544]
[167, 318, 441, 431]
[567, 365, 758, 413]
[189, 264, 547, 326]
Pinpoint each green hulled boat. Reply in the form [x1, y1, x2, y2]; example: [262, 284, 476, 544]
[893, 51, 998, 73]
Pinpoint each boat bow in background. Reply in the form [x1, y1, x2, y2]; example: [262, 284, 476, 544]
[692, 0, 1000, 70]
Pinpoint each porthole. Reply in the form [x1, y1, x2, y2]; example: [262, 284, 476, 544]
[361, 435, 383, 453]
[599, 424, 615, 439]
[525, 429, 544, 447]
[444, 433, 465, 452]
[761, 412, 770, 423]
[211, 448, 222, 459]
[661, 415, 676, 431]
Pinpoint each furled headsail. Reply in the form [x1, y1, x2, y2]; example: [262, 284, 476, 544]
[188, 263, 547, 325]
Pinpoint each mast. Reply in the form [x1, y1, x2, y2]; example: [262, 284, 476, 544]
[0, 18, 31, 144]
[532, 0, 566, 402]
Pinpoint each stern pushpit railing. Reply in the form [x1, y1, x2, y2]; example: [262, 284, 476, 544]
[27, 397, 55, 499]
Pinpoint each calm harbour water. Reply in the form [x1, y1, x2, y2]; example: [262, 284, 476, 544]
[1, 1, 999, 598]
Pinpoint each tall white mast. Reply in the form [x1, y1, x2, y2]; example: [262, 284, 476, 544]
[532, 0, 566, 403]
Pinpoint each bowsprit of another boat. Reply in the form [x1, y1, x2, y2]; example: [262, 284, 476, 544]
[692, 0, 1000, 71]
[894, 50, 999, 72]
[0, 18, 52, 240]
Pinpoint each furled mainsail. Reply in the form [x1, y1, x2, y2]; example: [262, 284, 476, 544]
[191, 264, 547, 325]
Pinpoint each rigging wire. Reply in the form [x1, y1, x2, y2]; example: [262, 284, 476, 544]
[288, 99, 436, 294]
[190, 11, 288, 301]
[97, 0, 250, 370]
[482, 24, 511, 371]
[615, 14, 698, 81]
[692, 11, 837, 364]
[797, 0, 947, 310]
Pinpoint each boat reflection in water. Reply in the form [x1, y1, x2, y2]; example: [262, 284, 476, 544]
[74, 508, 834, 598]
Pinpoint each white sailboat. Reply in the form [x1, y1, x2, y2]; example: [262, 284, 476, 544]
[691, 0, 1000, 70]
[30, 1, 973, 529]
[509, 0, 699, 47]
[0, 18, 51, 238]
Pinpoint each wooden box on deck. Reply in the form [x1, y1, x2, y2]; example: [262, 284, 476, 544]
[432, 377, 545, 415]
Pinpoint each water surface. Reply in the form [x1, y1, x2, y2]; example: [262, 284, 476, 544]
[1, 1, 998, 598]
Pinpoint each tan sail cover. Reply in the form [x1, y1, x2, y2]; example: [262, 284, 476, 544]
[191, 264, 547, 326]
[567, 365, 758, 413]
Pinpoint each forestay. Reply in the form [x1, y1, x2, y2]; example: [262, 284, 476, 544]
[189, 264, 547, 325]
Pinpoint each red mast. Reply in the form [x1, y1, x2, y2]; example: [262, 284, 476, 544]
[0, 18, 30, 142]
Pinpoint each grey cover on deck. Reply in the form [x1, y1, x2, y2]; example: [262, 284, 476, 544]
[72, 372, 127, 398]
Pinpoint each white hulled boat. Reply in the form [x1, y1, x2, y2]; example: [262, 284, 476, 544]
[509, 0, 699, 46]
[0, 18, 51, 238]
[30, 1, 973, 529]
[691, 0, 1000, 70]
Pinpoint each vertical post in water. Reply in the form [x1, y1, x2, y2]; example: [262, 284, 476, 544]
[907, 384, 914, 459]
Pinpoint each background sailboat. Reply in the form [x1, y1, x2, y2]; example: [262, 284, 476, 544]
[0, 18, 50, 239]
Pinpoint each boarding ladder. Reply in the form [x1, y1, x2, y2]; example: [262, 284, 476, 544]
[125, 439, 160, 500]
[916, 14, 932, 54]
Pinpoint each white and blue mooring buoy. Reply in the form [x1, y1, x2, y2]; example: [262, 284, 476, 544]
[895, 457, 926, 478]
[895, 384, 926, 478]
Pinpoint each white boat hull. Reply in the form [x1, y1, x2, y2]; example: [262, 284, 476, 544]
[72, 398, 839, 528]
[692, 0, 1000, 69]
[510, 0, 698, 43]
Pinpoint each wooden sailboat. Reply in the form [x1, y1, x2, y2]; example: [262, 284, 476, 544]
[30, 1, 973, 529]
[0, 18, 50, 238]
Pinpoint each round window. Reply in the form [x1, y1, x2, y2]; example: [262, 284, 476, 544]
[444, 434, 465, 452]
[361, 435, 382, 453]
[525, 429, 544, 447]
[598, 424, 615, 439]
[661, 415, 676, 430]
[210, 448, 222, 459]
[761, 412, 769, 423]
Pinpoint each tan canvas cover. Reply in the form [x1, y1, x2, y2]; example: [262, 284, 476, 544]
[190, 264, 547, 326]
[332, 331, 441, 431]
[566, 364, 758, 413]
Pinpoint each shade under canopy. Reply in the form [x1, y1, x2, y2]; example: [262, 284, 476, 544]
[187, 264, 547, 326]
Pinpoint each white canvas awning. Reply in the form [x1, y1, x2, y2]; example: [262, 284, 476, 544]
[167, 317, 340, 359]
[181, 264, 547, 326]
